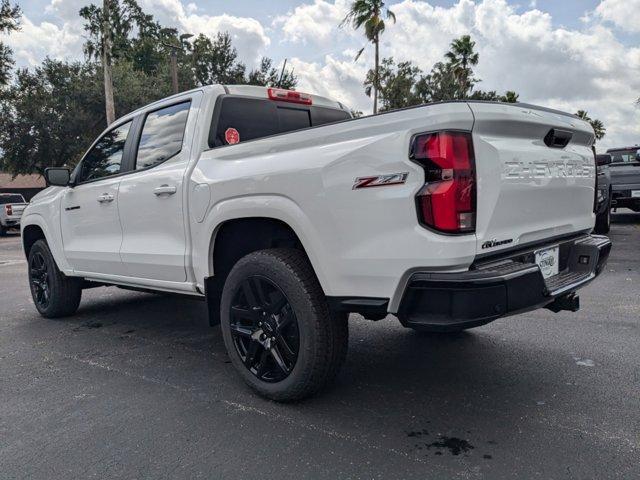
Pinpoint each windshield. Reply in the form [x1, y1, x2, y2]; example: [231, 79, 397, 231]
[0, 194, 26, 204]
[609, 149, 640, 164]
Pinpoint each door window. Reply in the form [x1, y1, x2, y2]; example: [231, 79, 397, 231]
[135, 102, 191, 170]
[78, 121, 132, 183]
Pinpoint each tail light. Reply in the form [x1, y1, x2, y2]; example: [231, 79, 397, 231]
[5, 205, 12, 216]
[410, 131, 476, 234]
[267, 88, 312, 105]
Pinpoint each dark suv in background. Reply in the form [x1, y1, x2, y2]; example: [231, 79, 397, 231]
[607, 146, 640, 213]
[595, 154, 612, 234]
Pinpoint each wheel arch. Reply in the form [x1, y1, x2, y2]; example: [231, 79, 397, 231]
[21, 214, 71, 273]
[22, 224, 47, 258]
[195, 195, 332, 290]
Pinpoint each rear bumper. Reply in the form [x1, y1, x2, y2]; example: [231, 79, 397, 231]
[611, 186, 640, 209]
[397, 234, 611, 331]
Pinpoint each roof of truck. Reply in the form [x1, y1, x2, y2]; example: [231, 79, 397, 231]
[129, 84, 347, 117]
[606, 145, 640, 152]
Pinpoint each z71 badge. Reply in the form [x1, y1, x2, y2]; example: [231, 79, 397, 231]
[353, 172, 408, 190]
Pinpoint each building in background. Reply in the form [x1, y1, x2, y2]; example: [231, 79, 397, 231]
[0, 172, 45, 201]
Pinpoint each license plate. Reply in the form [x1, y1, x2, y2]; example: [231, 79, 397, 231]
[631, 190, 640, 198]
[535, 246, 559, 279]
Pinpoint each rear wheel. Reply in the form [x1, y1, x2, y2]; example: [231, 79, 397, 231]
[594, 197, 611, 234]
[220, 248, 348, 401]
[0, 225, 7, 236]
[28, 239, 82, 318]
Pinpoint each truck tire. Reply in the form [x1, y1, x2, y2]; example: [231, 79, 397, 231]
[28, 239, 82, 318]
[220, 248, 348, 401]
[594, 197, 611, 234]
[0, 224, 7, 236]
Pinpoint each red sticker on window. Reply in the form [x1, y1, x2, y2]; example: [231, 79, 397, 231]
[225, 127, 240, 145]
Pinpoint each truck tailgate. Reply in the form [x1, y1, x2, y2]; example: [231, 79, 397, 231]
[10, 203, 27, 218]
[469, 103, 596, 255]
[610, 162, 640, 190]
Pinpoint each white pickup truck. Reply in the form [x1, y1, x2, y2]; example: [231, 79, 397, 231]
[22, 85, 611, 400]
[1, 193, 27, 236]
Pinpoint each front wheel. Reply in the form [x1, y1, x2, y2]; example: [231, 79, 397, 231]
[28, 239, 82, 318]
[220, 248, 348, 401]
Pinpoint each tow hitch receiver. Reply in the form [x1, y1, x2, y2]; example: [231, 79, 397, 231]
[546, 293, 580, 313]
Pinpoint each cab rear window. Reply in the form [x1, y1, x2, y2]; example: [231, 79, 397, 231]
[210, 96, 350, 147]
[608, 149, 640, 164]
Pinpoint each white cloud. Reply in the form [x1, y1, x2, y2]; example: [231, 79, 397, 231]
[277, 0, 640, 149]
[289, 54, 370, 111]
[45, 0, 88, 25]
[1, 16, 83, 67]
[181, 14, 270, 63]
[2, 0, 271, 70]
[594, 0, 640, 33]
[139, 0, 270, 63]
[3, 0, 639, 149]
[275, 0, 350, 44]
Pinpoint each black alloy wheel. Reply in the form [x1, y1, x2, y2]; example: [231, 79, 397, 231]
[29, 251, 50, 310]
[229, 275, 300, 383]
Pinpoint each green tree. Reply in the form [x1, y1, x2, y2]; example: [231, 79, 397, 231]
[415, 61, 460, 103]
[80, 0, 160, 124]
[502, 90, 519, 103]
[365, 57, 420, 112]
[191, 32, 246, 86]
[341, 0, 395, 114]
[0, 60, 103, 175]
[469, 89, 519, 103]
[247, 57, 297, 89]
[0, 0, 21, 86]
[0, 59, 176, 176]
[576, 110, 606, 141]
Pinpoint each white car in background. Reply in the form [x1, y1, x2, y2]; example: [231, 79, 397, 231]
[0, 193, 27, 236]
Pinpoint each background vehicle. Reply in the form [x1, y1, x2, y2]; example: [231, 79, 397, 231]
[607, 145, 640, 212]
[594, 154, 612, 234]
[21, 85, 611, 401]
[0, 193, 27, 236]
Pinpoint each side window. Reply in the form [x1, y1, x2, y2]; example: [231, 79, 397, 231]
[79, 121, 132, 183]
[136, 102, 191, 170]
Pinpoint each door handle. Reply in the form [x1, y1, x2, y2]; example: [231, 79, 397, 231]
[97, 193, 114, 203]
[154, 185, 177, 196]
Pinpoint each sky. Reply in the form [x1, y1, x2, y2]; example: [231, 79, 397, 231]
[3, 0, 640, 150]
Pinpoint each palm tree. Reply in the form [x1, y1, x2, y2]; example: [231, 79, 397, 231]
[445, 35, 479, 98]
[101, 0, 115, 125]
[341, 0, 395, 114]
[576, 110, 606, 141]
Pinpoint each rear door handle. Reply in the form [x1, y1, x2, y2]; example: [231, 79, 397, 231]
[154, 185, 177, 196]
[97, 193, 115, 203]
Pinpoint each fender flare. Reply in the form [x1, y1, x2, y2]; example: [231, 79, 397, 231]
[193, 194, 335, 296]
[21, 213, 72, 273]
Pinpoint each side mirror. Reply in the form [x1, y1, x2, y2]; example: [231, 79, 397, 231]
[44, 167, 71, 187]
[596, 154, 612, 166]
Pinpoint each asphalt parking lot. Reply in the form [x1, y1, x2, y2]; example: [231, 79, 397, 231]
[1, 212, 639, 480]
